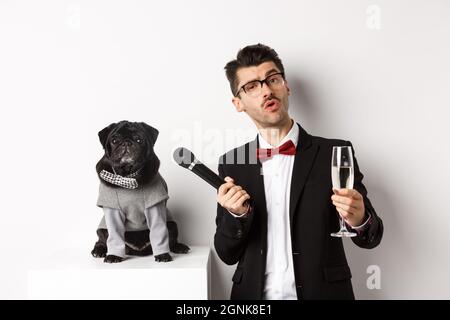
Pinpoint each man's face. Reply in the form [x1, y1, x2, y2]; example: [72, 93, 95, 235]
[232, 61, 291, 129]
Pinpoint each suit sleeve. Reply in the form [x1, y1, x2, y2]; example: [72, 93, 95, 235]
[213, 162, 254, 265]
[348, 142, 384, 249]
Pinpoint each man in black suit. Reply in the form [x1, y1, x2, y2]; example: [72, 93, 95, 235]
[214, 44, 383, 300]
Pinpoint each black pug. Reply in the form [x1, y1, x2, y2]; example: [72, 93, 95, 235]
[91, 120, 190, 263]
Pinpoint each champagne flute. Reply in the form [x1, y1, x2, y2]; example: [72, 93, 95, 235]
[330, 146, 357, 237]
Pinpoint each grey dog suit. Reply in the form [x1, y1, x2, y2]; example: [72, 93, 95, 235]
[97, 173, 170, 257]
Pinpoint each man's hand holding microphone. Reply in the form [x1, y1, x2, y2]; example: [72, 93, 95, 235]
[217, 177, 251, 216]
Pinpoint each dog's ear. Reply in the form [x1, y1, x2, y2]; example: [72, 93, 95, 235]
[140, 122, 159, 147]
[98, 123, 117, 148]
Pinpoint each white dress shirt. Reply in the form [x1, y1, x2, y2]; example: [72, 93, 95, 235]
[258, 122, 299, 300]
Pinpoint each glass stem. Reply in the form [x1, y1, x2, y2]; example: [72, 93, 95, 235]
[341, 215, 346, 231]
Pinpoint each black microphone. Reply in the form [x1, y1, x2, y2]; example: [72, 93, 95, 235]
[173, 147, 225, 189]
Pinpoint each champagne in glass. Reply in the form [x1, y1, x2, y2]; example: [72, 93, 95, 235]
[331, 166, 354, 191]
[331, 146, 357, 237]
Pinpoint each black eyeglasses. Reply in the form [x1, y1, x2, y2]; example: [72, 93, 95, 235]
[236, 72, 285, 97]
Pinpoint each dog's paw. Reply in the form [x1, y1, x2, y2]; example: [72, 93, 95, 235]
[154, 253, 173, 262]
[170, 243, 190, 254]
[103, 255, 124, 263]
[91, 244, 107, 258]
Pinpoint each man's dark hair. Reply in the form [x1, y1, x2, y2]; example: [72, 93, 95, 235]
[224, 43, 285, 96]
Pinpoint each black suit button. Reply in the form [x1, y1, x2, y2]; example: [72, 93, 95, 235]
[236, 229, 243, 238]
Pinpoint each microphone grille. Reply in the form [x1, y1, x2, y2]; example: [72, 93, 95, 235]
[173, 147, 196, 169]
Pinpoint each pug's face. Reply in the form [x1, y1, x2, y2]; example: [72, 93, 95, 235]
[109, 126, 145, 166]
[98, 121, 159, 175]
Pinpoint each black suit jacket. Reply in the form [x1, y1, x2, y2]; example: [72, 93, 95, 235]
[214, 124, 383, 300]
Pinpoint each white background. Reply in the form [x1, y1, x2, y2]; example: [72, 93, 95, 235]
[1, 0, 449, 299]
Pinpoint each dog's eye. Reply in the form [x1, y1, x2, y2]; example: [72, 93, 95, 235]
[136, 138, 142, 144]
[112, 139, 117, 144]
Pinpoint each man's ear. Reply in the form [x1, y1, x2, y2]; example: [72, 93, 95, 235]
[285, 80, 291, 96]
[140, 122, 159, 147]
[98, 123, 117, 148]
[232, 97, 245, 113]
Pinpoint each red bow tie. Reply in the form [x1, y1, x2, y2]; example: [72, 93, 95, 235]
[257, 140, 296, 160]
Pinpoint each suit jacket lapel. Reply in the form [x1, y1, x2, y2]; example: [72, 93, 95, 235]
[242, 138, 266, 205]
[289, 124, 319, 226]
[245, 137, 268, 243]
